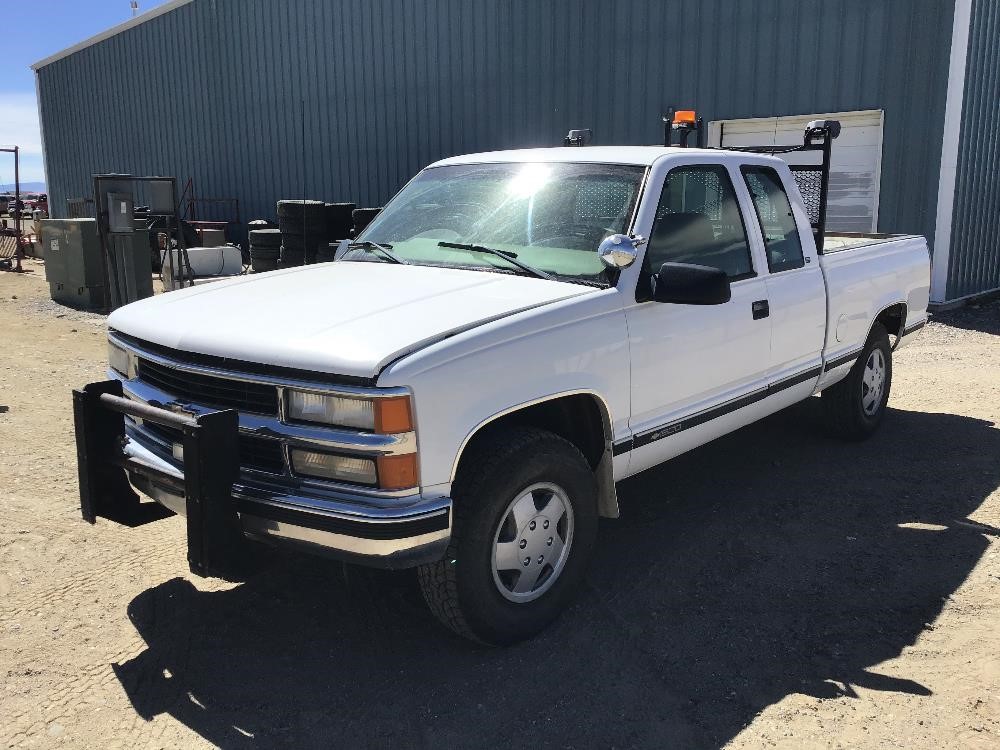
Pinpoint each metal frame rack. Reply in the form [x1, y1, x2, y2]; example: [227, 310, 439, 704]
[723, 121, 840, 254]
[662, 109, 840, 254]
[179, 177, 241, 245]
[0, 145, 26, 273]
[93, 174, 194, 310]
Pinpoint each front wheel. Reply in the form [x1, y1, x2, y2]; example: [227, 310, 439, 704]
[418, 427, 598, 645]
[822, 322, 893, 440]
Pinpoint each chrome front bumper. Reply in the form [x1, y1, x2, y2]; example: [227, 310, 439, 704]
[96, 333, 451, 570]
[124, 437, 451, 569]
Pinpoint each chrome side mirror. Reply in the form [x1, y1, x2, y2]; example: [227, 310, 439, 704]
[598, 234, 643, 269]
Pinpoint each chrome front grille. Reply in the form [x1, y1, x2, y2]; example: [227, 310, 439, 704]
[111, 332, 418, 499]
[139, 420, 286, 475]
[239, 436, 286, 475]
[137, 357, 279, 415]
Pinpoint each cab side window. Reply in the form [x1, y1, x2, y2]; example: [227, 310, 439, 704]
[646, 165, 754, 279]
[742, 166, 805, 273]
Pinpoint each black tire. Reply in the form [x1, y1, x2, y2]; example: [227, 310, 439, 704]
[302, 221, 328, 239]
[282, 235, 327, 254]
[251, 258, 279, 273]
[326, 202, 356, 239]
[352, 207, 382, 235]
[418, 427, 598, 645]
[278, 217, 327, 238]
[822, 322, 893, 440]
[276, 199, 325, 219]
[277, 217, 303, 236]
[279, 233, 305, 251]
[249, 247, 280, 260]
[280, 245, 306, 266]
[315, 243, 339, 263]
[248, 228, 282, 248]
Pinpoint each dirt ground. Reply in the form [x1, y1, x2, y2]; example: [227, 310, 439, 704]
[1, 260, 998, 749]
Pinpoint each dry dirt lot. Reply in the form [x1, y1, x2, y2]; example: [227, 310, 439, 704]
[1, 260, 998, 749]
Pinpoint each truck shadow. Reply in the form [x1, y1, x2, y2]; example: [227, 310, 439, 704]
[112, 402, 1000, 749]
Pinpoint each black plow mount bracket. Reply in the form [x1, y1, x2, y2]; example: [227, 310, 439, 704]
[72, 379, 251, 580]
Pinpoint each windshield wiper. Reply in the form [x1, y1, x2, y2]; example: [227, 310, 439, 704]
[437, 241, 552, 280]
[347, 240, 409, 265]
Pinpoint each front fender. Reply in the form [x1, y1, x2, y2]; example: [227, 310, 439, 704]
[377, 288, 631, 498]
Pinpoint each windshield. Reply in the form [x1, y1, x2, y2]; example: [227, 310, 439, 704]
[351, 162, 646, 285]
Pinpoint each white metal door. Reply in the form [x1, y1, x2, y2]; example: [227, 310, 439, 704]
[623, 160, 772, 477]
[708, 110, 884, 233]
[738, 163, 827, 379]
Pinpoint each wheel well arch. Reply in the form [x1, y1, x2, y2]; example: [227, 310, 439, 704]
[451, 391, 619, 518]
[870, 301, 907, 342]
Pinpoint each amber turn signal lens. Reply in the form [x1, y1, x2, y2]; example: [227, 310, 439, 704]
[377, 453, 418, 490]
[374, 396, 413, 434]
[673, 109, 697, 125]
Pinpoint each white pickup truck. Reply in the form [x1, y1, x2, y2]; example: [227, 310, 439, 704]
[75, 122, 930, 644]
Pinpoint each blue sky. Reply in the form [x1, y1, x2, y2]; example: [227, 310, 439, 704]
[1, 0, 171, 187]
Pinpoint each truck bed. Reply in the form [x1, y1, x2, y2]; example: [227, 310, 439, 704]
[816, 233, 930, 390]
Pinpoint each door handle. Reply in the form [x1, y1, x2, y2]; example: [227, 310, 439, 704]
[752, 299, 770, 320]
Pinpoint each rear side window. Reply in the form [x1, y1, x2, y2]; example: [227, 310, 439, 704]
[646, 165, 754, 279]
[742, 166, 805, 273]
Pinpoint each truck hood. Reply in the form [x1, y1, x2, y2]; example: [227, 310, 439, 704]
[108, 262, 592, 379]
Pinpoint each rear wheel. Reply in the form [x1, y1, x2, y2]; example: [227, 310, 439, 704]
[822, 322, 892, 440]
[418, 427, 598, 645]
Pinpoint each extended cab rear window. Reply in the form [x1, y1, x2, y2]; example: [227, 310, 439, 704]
[742, 166, 805, 273]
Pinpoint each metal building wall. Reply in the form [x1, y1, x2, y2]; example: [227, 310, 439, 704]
[947, 0, 1000, 299]
[37, 0, 954, 249]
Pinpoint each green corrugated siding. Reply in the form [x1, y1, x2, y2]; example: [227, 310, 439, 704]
[37, 0, 954, 249]
[948, 0, 1000, 299]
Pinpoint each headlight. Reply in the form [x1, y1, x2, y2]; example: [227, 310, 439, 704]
[286, 391, 374, 430]
[285, 391, 413, 433]
[108, 341, 134, 377]
[290, 449, 378, 485]
[290, 449, 418, 490]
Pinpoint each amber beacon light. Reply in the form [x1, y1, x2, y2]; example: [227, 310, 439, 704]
[672, 109, 698, 125]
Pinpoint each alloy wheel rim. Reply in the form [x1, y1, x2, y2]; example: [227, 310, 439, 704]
[491, 482, 574, 603]
[861, 348, 886, 416]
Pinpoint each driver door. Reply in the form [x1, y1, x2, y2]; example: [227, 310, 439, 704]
[622, 161, 773, 476]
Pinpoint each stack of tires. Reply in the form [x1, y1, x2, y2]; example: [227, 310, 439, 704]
[248, 228, 282, 273]
[352, 207, 382, 236]
[277, 199, 326, 267]
[316, 202, 356, 263]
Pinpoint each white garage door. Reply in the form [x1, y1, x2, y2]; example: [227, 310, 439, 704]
[708, 110, 884, 233]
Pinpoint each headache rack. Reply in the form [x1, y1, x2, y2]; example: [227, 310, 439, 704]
[663, 108, 841, 254]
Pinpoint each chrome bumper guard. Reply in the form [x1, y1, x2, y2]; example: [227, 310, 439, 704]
[72, 380, 451, 576]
